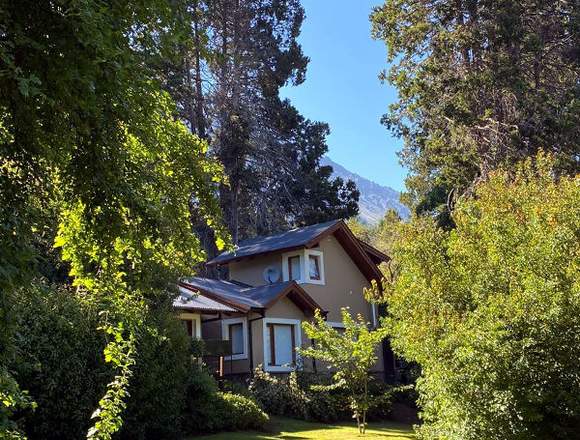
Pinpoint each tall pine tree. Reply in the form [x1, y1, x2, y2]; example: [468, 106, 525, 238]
[371, 0, 579, 226]
[160, 0, 359, 247]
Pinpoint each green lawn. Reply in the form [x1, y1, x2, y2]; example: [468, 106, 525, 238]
[191, 416, 415, 440]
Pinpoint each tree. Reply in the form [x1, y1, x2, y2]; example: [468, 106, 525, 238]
[371, 0, 579, 226]
[159, 0, 359, 245]
[0, 0, 226, 438]
[300, 308, 389, 434]
[370, 153, 580, 439]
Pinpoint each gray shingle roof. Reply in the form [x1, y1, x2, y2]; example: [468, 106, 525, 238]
[173, 286, 238, 312]
[207, 219, 341, 265]
[181, 277, 298, 310]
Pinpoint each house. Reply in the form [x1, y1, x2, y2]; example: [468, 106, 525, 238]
[174, 219, 396, 379]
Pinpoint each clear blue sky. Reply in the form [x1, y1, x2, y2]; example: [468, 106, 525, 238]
[281, 0, 407, 192]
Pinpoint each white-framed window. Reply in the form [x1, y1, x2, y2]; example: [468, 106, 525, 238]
[305, 250, 325, 285]
[282, 249, 325, 285]
[263, 318, 302, 372]
[222, 317, 248, 360]
[179, 312, 202, 339]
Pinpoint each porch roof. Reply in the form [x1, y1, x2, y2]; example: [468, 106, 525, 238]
[179, 277, 324, 315]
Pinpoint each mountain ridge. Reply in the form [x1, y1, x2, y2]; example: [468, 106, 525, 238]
[321, 156, 410, 224]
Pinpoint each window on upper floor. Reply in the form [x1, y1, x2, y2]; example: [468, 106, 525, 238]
[288, 255, 301, 281]
[282, 249, 325, 285]
[308, 254, 321, 281]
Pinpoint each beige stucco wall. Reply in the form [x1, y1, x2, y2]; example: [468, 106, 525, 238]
[226, 234, 384, 374]
[229, 235, 374, 324]
[229, 252, 283, 286]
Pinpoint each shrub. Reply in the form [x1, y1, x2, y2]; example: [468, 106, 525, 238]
[217, 392, 269, 430]
[379, 155, 580, 439]
[11, 285, 112, 440]
[11, 285, 199, 440]
[119, 305, 191, 440]
[184, 367, 268, 434]
[249, 368, 393, 424]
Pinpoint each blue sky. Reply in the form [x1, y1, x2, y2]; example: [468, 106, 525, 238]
[281, 0, 407, 192]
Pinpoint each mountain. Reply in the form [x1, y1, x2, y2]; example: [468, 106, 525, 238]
[321, 156, 410, 224]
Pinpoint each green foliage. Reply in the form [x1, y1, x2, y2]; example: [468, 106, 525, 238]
[249, 368, 394, 425]
[371, 0, 579, 225]
[161, 0, 359, 244]
[183, 367, 268, 434]
[249, 369, 310, 420]
[0, 0, 227, 437]
[119, 306, 191, 440]
[217, 392, 269, 431]
[9, 285, 110, 440]
[8, 285, 196, 440]
[300, 309, 390, 434]
[375, 154, 580, 439]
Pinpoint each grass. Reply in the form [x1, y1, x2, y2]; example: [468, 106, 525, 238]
[190, 416, 415, 440]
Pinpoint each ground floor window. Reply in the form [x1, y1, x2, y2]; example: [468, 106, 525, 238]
[179, 312, 201, 339]
[222, 317, 248, 360]
[263, 318, 302, 372]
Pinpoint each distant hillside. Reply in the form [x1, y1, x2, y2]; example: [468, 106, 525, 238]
[321, 156, 410, 224]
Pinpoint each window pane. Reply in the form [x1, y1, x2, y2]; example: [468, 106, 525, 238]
[183, 320, 193, 337]
[230, 323, 244, 355]
[273, 325, 294, 366]
[308, 255, 320, 280]
[288, 256, 301, 281]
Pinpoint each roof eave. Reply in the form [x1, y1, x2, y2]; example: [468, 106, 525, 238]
[178, 282, 251, 313]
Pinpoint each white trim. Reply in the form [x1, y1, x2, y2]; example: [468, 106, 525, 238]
[305, 249, 325, 285]
[282, 249, 325, 285]
[222, 317, 248, 361]
[179, 312, 202, 339]
[327, 321, 345, 329]
[371, 303, 377, 328]
[282, 250, 304, 283]
[262, 317, 302, 372]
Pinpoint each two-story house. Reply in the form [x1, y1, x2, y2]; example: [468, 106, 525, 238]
[174, 219, 396, 379]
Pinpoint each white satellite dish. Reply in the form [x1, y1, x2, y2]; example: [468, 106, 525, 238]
[263, 266, 281, 284]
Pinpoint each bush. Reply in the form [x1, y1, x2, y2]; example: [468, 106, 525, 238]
[384, 155, 580, 439]
[249, 368, 393, 423]
[119, 305, 191, 440]
[11, 285, 200, 440]
[11, 285, 112, 440]
[184, 367, 268, 434]
[217, 392, 269, 430]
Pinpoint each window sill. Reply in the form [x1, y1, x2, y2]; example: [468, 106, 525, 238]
[264, 364, 297, 373]
[225, 354, 248, 361]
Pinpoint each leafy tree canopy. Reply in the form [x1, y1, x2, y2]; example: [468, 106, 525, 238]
[300, 308, 389, 434]
[370, 154, 580, 439]
[0, 0, 226, 437]
[371, 0, 579, 225]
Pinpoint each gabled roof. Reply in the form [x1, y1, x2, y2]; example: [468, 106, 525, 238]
[206, 219, 385, 284]
[207, 219, 342, 266]
[357, 239, 391, 265]
[179, 277, 324, 315]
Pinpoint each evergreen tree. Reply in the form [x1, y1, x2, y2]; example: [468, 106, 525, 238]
[371, 0, 579, 225]
[161, 0, 359, 245]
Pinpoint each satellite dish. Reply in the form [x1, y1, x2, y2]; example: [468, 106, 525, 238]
[263, 266, 281, 284]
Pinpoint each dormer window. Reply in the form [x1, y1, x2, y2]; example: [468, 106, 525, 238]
[282, 249, 325, 285]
